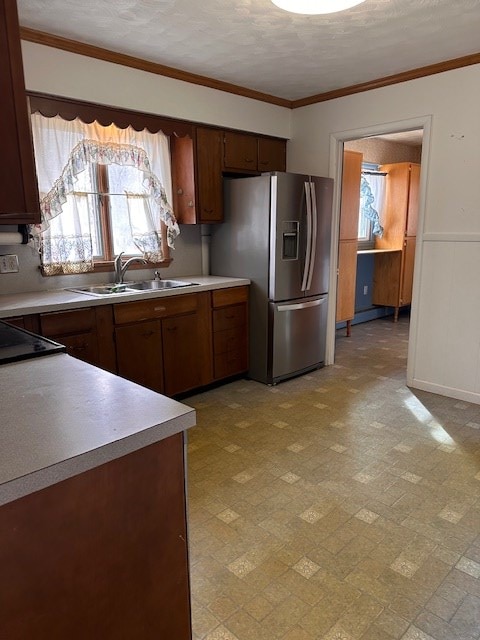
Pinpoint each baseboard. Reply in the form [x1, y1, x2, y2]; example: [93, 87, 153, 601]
[409, 378, 480, 406]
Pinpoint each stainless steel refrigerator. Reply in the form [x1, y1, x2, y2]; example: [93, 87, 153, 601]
[210, 172, 333, 385]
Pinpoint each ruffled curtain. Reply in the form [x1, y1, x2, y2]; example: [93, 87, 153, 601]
[30, 114, 179, 275]
[360, 174, 385, 238]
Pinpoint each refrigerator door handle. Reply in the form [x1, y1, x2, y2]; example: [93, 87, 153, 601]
[306, 180, 318, 291]
[301, 182, 313, 291]
[277, 298, 325, 312]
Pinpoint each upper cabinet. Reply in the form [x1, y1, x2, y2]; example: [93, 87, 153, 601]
[0, 1, 40, 224]
[224, 131, 286, 173]
[173, 126, 287, 224]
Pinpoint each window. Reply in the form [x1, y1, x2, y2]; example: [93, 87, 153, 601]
[30, 113, 179, 275]
[358, 165, 385, 246]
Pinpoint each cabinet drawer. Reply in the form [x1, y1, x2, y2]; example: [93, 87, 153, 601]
[213, 304, 247, 332]
[214, 349, 248, 379]
[213, 327, 247, 355]
[212, 286, 248, 308]
[114, 294, 198, 324]
[40, 308, 95, 336]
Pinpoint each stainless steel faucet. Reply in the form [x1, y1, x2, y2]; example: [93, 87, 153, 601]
[113, 252, 148, 283]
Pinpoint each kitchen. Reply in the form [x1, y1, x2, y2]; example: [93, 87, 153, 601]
[1, 1, 480, 639]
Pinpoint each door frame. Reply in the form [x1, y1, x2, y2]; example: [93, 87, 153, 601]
[326, 115, 432, 387]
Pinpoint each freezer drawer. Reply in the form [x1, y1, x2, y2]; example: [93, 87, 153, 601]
[269, 295, 328, 383]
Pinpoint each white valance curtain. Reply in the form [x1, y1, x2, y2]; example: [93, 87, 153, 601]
[30, 113, 179, 275]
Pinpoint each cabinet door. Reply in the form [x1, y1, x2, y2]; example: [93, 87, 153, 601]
[162, 313, 202, 396]
[339, 150, 362, 241]
[59, 333, 98, 364]
[195, 127, 223, 223]
[336, 240, 358, 322]
[224, 131, 258, 171]
[406, 164, 420, 237]
[115, 320, 164, 393]
[257, 138, 286, 172]
[171, 135, 196, 224]
[39, 307, 99, 367]
[400, 237, 416, 306]
[0, 2, 39, 223]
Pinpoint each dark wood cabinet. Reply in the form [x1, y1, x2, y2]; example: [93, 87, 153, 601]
[114, 292, 212, 396]
[115, 319, 164, 393]
[0, 0, 40, 224]
[173, 126, 286, 224]
[194, 127, 223, 223]
[211, 286, 248, 380]
[39, 306, 116, 371]
[224, 131, 286, 173]
[0, 433, 192, 640]
[258, 137, 287, 172]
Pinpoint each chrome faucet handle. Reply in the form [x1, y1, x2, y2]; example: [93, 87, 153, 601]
[154, 270, 162, 280]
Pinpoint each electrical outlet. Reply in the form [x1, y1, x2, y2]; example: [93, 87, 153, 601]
[0, 254, 19, 273]
[363, 285, 368, 295]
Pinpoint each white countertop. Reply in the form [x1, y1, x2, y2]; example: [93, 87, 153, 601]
[0, 275, 250, 318]
[0, 354, 196, 506]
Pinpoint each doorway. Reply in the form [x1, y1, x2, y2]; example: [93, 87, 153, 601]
[325, 116, 432, 388]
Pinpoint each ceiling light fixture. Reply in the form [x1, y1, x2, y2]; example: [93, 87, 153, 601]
[271, 0, 367, 15]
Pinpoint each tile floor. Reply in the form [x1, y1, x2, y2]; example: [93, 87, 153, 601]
[185, 318, 480, 640]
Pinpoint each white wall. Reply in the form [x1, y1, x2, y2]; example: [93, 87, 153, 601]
[288, 64, 480, 404]
[0, 42, 292, 294]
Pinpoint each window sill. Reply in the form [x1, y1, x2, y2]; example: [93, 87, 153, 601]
[39, 258, 172, 277]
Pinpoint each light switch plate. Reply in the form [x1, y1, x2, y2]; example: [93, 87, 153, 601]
[0, 254, 19, 273]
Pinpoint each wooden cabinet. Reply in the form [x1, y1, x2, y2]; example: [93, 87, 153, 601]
[224, 131, 286, 173]
[173, 127, 286, 224]
[0, 433, 192, 639]
[114, 292, 212, 396]
[373, 162, 420, 321]
[0, 0, 40, 224]
[116, 319, 164, 392]
[211, 286, 248, 380]
[39, 306, 116, 371]
[172, 128, 223, 224]
[336, 150, 363, 335]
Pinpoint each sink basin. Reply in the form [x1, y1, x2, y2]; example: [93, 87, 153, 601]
[69, 283, 133, 296]
[126, 279, 197, 291]
[69, 279, 198, 297]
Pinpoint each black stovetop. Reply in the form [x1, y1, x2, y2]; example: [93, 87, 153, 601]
[0, 321, 66, 364]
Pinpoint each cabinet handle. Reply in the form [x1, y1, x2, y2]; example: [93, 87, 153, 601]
[141, 330, 155, 337]
[72, 345, 86, 352]
[203, 208, 214, 214]
[177, 188, 184, 195]
[154, 306, 166, 313]
[244, 158, 254, 163]
[225, 314, 235, 319]
[166, 326, 178, 333]
[188, 201, 194, 207]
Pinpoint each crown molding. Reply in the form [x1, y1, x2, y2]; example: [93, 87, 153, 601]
[20, 27, 480, 110]
[293, 52, 480, 108]
[19, 27, 293, 109]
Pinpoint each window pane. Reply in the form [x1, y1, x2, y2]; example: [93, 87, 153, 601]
[107, 164, 146, 255]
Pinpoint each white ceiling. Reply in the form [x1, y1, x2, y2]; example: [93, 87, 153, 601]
[18, 0, 480, 102]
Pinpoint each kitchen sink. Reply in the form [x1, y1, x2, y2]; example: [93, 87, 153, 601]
[69, 279, 198, 297]
[69, 283, 133, 296]
[126, 279, 197, 290]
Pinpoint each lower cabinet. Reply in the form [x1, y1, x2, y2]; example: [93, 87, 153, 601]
[38, 306, 116, 372]
[212, 286, 248, 380]
[4, 285, 249, 396]
[114, 291, 212, 396]
[115, 319, 164, 393]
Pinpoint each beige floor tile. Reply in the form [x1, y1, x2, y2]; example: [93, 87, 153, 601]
[186, 318, 480, 640]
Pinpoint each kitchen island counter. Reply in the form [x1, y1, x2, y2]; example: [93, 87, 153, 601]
[0, 352, 196, 639]
[0, 352, 195, 506]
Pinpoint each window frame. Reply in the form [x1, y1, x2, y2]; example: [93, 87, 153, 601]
[29, 92, 192, 275]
